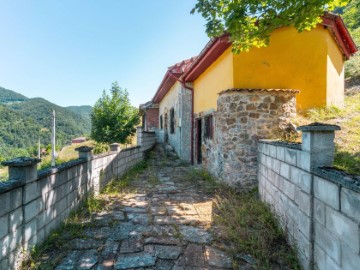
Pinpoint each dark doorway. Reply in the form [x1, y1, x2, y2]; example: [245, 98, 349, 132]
[196, 118, 202, 164]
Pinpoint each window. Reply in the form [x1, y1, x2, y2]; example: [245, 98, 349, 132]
[160, 115, 163, 129]
[170, 108, 175, 134]
[204, 115, 214, 139]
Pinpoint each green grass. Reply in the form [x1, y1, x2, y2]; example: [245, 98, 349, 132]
[297, 92, 360, 175]
[213, 188, 301, 269]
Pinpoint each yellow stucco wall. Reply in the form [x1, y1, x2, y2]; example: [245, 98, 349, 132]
[233, 26, 329, 111]
[193, 47, 233, 113]
[326, 32, 345, 107]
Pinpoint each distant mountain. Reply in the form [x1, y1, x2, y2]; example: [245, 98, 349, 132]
[0, 86, 92, 161]
[66, 105, 93, 121]
[0, 86, 28, 104]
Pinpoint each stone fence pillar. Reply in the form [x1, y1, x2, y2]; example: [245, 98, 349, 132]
[297, 123, 341, 171]
[110, 143, 121, 152]
[75, 146, 93, 160]
[2, 157, 41, 183]
[136, 126, 143, 147]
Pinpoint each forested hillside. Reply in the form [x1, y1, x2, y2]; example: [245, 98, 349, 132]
[0, 87, 91, 162]
[0, 86, 28, 104]
[66, 105, 93, 121]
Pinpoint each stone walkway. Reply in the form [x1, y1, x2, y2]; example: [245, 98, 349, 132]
[53, 144, 235, 270]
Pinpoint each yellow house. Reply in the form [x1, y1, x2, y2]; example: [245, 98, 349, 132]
[184, 13, 358, 113]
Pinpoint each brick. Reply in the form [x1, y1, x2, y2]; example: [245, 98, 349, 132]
[314, 223, 341, 264]
[314, 198, 326, 226]
[0, 215, 8, 239]
[295, 188, 311, 216]
[285, 148, 297, 165]
[314, 176, 339, 210]
[341, 187, 360, 222]
[297, 151, 311, 172]
[9, 207, 23, 232]
[326, 206, 359, 252]
[280, 162, 290, 179]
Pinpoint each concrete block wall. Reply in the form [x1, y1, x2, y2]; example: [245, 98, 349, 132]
[258, 123, 360, 270]
[0, 129, 155, 269]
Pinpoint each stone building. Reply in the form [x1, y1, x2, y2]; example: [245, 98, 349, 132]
[139, 101, 159, 132]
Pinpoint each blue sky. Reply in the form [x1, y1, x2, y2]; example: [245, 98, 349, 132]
[0, 1, 209, 107]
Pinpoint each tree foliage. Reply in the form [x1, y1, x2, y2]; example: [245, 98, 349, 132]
[91, 82, 140, 144]
[335, 0, 360, 77]
[192, 0, 349, 53]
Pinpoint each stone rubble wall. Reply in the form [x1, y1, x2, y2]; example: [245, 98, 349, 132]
[0, 131, 155, 269]
[202, 89, 297, 189]
[258, 139, 360, 270]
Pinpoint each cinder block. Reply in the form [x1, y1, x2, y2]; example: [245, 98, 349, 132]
[269, 144, 277, 158]
[326, 206, 359, 252]
[314, 176, 339, 210]
[298, 210, 311, 237]
[341, 244, 360, 270]
[295, 188, 311, 216]
[283, 179, 295, 200]
[24, 199, 40, 222]
[296, 231, 311, 259]
[280, 162, 290, 179]
[314, 198, 326, 226]
[341, 187, 360, 222]
[325, 255, 341, 270]
[23, 181, 39, 204]
[314, 222, 341, 264]
[0, 258, 9, 270]
[0, 215, 8, 239]
[297, 151, 311, 172]
[9, 227, 22, 252]
[272, 159, 281, 174]
[276, 146, 285, 161]
[37, 208, 53, 230]
[9, 207, 23, 232]
[285, 148, 297, 166]
[314, 244, 326, 270]
[24, 218, 37, 243]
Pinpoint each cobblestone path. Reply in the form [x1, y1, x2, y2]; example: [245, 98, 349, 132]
[53, 144, 235, 270]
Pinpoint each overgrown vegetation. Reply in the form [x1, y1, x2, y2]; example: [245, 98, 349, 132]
[294, 92, 360, 175]
[186, 168, 300, 269]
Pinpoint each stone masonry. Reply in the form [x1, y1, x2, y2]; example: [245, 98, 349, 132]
[202, 88, 298, 189]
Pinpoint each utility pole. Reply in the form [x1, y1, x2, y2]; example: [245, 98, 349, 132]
[38, 139, 41, 159]
[51, 110, 56, 167]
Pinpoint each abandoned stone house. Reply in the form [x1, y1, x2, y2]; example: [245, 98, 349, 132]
[140, 13, 357, 188]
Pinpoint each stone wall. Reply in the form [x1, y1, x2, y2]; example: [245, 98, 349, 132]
[0, 130, 155, 269]
[202, 88, 297, 189]
[258, 124, 360, 270]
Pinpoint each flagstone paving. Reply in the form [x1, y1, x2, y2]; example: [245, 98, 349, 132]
[48, 144, 251, 270]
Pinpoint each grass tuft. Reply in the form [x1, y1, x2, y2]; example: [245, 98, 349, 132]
[213, 188, 301, 269]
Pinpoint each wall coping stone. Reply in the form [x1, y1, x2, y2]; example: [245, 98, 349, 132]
[143, 131, 156, 134]
[75, 146, 93, 152]
[314, 167, 360, 193]
[121, 145, 141, 152]
[0, 179, 24, 194]
[38, 159, 86, 178]
[259, 140, 302, 150]
[2, 157, 41, 167]
[297, 122, 341, 132]
[218, 88, 300, 95]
